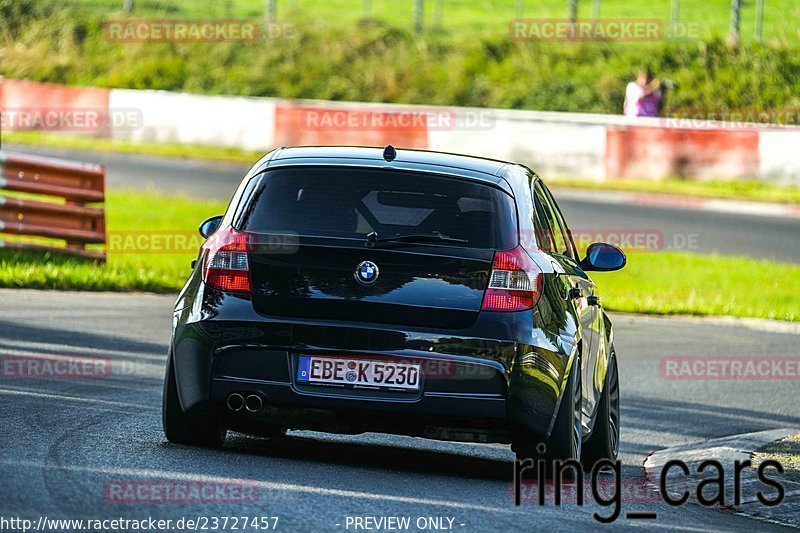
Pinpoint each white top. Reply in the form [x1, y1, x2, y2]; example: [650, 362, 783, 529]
[624, 82, 645, 117]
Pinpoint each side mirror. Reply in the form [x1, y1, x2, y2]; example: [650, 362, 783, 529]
[580, 242, 626, 272]
[199, 215, 223, 239]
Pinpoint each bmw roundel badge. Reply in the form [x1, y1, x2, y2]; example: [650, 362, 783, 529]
[355, 260, 379, 286]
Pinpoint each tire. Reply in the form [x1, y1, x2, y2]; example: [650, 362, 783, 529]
[581, 346, 620, 470]
[514, 354, 582, 472]
[162, 356, 226, 448]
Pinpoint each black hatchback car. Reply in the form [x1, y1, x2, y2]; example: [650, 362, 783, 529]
[163, 146, 626, 467]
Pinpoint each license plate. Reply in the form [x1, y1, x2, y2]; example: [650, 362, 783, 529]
[297, 356, 421, 391]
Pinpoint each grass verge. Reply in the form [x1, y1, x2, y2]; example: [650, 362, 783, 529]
[0, 189, 798, 322]
[549, 177, 800, 205]
[0, 189, 226, 292]
[754, 434, 800, 483]
[594, 251, 799, 322]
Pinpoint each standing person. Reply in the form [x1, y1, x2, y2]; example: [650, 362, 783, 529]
[623, 68, 662, 117]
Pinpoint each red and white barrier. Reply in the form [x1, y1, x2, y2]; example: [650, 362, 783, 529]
[2, 78, 799, 185]
[109, 89, 276, 151]
[0, 79, 110, 118]
[0, 79, 110, 136]
[759, 130, 800, 183]
[606, 126, 760, 180]
[273, 101, 429, 149]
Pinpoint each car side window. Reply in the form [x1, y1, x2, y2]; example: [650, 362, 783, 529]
[531, 183, 556, 253]
[533, 181, 572, 258]
[540, 183, 579, 259]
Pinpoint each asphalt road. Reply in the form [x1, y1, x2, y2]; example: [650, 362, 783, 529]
[7, 143, 800, 263]
[0, 290, 798, 531]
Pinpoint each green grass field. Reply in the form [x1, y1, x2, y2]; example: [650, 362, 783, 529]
[755, 434, 800, 483]
[0, 190, 226, 293]
[547, 177, 800, 204]
[66, 0, 800, 45]
[0, 189, 797, 321]
[596, 251, 799, 321]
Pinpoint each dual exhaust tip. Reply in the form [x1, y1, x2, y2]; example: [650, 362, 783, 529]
[226, 393, 263, 413]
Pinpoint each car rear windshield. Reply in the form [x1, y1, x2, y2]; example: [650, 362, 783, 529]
[236, 167, 518, 249]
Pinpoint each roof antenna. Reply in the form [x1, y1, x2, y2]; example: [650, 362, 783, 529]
[383, 145, 397, 162]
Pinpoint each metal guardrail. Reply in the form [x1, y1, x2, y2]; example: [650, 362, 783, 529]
[0, 151, 106, 261]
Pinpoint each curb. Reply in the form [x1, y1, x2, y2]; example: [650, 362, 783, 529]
[644, 429, 800, 528]
[551, 188, 800, 220]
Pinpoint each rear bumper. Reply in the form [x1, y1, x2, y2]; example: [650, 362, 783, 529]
[171, 293, 570, 441]
[215, 378, 510, 443]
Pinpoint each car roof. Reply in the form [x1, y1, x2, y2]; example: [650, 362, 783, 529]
[252, 146, 527, 191]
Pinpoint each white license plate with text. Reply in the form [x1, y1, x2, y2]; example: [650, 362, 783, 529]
[297, 356, 421, 390]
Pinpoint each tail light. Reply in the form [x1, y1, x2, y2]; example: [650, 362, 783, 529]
[482, 246, 543, 311]
[203, 228, 251, 293]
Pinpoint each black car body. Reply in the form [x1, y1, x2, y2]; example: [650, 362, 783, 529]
[163, 146, 625, 465]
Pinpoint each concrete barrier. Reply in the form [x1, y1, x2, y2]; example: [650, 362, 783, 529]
[0, 79, 110, 137]
[428, 108, 608, 180]
[606, 126, 760, 180]
[274, 101, 428, 149]
[109, 89, 276, 151]
[758, 130, 800, 185]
